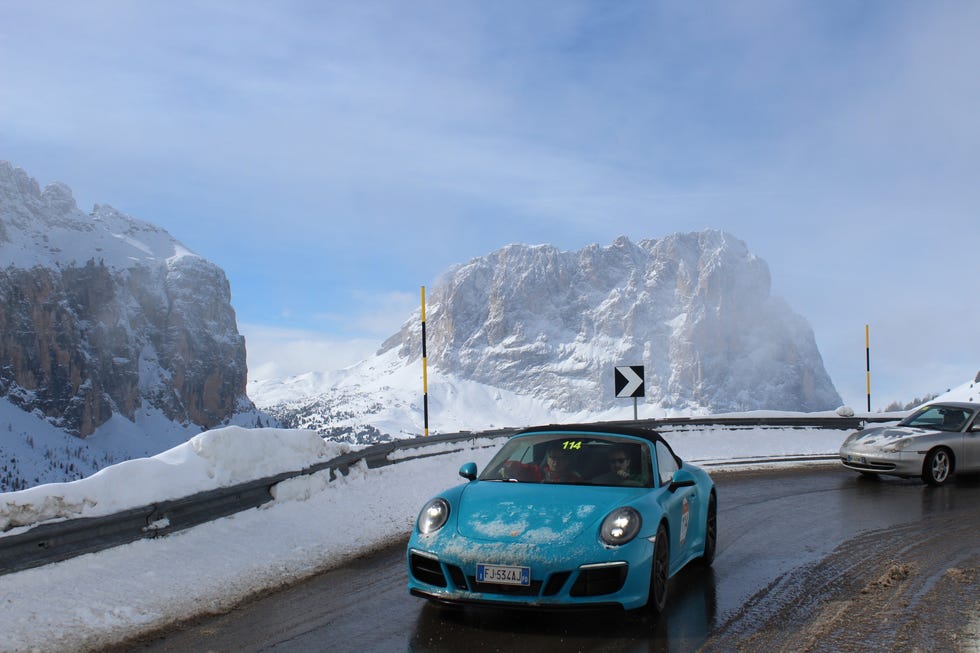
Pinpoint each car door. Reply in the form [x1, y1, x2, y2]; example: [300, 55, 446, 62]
[655, 441, 697, 570]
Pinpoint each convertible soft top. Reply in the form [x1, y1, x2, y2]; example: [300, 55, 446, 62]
[513, 423, 683, 465]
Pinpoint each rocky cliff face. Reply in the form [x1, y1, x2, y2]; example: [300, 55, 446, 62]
[255, 231, 842, 441]
[0, 162, 250, 437]
[380, 231, 841, 414]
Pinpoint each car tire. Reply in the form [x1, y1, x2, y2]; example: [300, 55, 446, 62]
[922, 447, 954, 486]
[699, 492, 717, 567]
[648, 521, 670, 613]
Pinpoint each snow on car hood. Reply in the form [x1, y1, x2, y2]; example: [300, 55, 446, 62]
[454, 481, 635, 545]
[849, 425, 935, 446]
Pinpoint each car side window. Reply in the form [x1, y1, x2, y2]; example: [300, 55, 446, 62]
[941, 409, 967, 431]
[655, 441, 679, 487]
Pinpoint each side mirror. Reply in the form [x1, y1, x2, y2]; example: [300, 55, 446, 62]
[668, 468, 696, 492]
[459, 462, 478, 481]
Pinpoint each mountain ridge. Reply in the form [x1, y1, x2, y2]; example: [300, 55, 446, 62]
[255, 231, 843, 439]
[0, 161, 255, 442]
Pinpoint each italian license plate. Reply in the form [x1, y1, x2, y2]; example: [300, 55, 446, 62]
[477, 563, 530, 586]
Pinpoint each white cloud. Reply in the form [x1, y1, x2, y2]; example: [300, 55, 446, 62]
[241, 324, 379, 381]
[348, 289, 419, 330]
[241, 288, 422, 380]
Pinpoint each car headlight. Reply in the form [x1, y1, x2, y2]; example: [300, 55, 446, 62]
[417, 498, 450, 534]
[600, 507, 642, 546]
[881, 437, 913, 453]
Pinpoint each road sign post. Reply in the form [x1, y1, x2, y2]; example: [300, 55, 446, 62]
[865, 324, 871, 413]
[422, 286, 429, 436]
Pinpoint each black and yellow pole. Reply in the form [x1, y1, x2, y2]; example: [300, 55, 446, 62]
[421, 286, 429, 436]
[865, 324, 871, 412]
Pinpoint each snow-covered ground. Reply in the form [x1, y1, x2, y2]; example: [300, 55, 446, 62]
[1, 376, 976, 652]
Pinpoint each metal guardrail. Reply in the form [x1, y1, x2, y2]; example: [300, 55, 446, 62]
[0, 416, 886, 576]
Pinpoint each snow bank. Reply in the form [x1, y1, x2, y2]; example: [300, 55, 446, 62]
[1, 427, 346, 533]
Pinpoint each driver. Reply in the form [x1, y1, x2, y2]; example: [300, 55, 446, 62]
[541, 444, 583, 483]
[942, 410, 966, 430]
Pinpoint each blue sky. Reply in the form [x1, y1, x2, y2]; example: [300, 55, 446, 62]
[2, 1, 978, 409]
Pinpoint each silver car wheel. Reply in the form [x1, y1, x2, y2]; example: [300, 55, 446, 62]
[922, 447, 953, 486]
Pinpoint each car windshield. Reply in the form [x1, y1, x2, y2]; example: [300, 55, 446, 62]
[478, 432, 654, 488]
[898, 405, 974, 432]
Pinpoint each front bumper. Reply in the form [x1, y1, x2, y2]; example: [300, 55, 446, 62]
[839, 448, 926, 477]
[406, 541, 653, 611]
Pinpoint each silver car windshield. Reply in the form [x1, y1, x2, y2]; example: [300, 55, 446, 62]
[899, 405, 974, 432]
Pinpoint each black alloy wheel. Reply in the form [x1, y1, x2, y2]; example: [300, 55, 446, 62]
[648, 521, 670, 613]
[700, 492, 717, 566]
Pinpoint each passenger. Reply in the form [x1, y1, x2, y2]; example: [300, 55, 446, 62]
[541, 444, 583, 483]
[592, 446, 644, 486]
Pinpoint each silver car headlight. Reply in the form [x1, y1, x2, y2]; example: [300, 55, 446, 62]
[600, 507, 642, 546]
[417, 498, 450, 534]
[881, 437, 913, 453]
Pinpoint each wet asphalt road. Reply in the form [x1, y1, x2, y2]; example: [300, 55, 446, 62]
[123, 465, 980, 653]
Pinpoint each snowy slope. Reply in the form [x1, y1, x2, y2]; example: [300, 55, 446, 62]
[930, 373, 980, 405]
[0, 161, 191, 269]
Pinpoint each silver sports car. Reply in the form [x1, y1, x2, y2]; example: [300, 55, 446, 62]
[840, 401, 980, 485]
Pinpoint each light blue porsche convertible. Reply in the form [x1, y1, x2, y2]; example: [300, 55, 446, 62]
[407, 424, 717, 612]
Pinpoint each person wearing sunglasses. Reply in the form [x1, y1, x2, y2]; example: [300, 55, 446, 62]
[592, 446, 644, 486]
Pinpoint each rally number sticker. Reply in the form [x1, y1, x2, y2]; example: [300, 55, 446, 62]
[680, 497, 690, 545]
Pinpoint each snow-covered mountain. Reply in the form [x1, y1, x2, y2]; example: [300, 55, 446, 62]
[253, 232, 843, 440]
[0, 162, 258, 472]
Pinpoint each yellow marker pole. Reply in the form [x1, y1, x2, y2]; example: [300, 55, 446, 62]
[865, 324, 871, 412]
[421, 286, 429, 436]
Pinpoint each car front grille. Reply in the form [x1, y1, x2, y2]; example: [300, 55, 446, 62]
[465, 570, 572, 596]
[840, 456, 896, 471]
[570, 564, 628, 597]
[447, 564, 468, 589]
[409, 552, 447, 587]
[411, 553, 627, 600]
[469, 576, 544, 596]
[542, 571, 572, 596]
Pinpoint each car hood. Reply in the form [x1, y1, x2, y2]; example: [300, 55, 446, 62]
[455, 481, 641, 545]
[846, 425, 936, 447]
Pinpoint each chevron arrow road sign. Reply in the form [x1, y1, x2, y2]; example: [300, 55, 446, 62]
[614, 365, 645, 398]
